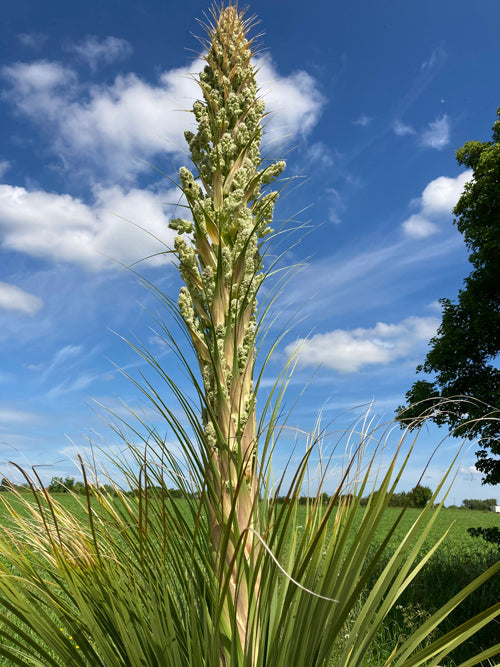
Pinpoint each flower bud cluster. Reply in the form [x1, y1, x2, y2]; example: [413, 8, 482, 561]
[169, 6, 285, 460]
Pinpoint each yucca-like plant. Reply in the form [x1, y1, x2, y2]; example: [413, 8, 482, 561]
[0, 4, 499, 667]
[166, 4, 284, 647]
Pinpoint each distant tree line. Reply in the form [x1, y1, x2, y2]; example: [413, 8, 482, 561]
[272, 486, 498, 512]
[0, 478, 29, 492]
[461, 498, 498, 511]
[2, 477, 496, 515]
[0, 476, 198, 499]
[272, 486, 434, 509]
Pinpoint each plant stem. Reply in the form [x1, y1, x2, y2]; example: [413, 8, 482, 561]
[169, 5, 285, 660]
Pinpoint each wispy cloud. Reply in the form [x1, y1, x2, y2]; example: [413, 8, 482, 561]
[285, 316, 439, 373]
[421, 46, 447, 72]
[420, 114, 450, 150]
[0, 161, 10, 179]
[275, 221, 465, 333]
[392, 119, 415, 136]
[352, 114, 372, 127]
[39, 344, 87, 387]
[304, 142, 334, 168]
[17, 33, 48, 49]
[64, 35, 133, 71]
[0, 406, 40, 424]
[0, 282, 43, 315]
[402, 170, 472, 238]
[398, 46, 448, 115]
[326, 187, 344, 224]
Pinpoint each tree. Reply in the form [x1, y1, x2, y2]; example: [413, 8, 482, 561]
[397, 108, 500, 485]
[0, 477, 12, 492]
[462, 498, 497, 511]
[467, 526, 500, 547]
[409, 484, 433, 508]
[48, 476, 75, 493]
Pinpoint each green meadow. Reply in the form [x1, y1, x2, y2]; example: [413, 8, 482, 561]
[1, 493, 498, 665]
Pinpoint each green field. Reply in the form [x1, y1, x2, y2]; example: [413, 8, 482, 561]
[0, 493, 498, 665]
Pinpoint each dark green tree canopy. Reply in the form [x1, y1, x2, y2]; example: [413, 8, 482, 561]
[398, 107, 500, 485]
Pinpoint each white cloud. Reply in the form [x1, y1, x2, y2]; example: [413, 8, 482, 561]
[420, 114, 450, 149]
[255, 58, 325, 143]
[459, 465, 483, 479]
[352, 114, 372, 127]
[65, 36, 133, 71]
[0, 407, 40, 423]
[2, 57, 325, 179]
[52, 344, 83, 364]
[402, 170, 473, 239]
[402, 214, 438, 238]
[285, 316, 439, 373]
[326, 187, 344, 224]
[2, 60, 196, 179]
[305, 142, 334, 168]
[2, 60, 74, 95]
[0, 282, 43, 315]
[421, 46, 447, 72]
[428, 300, 443, 313]
[420, 171, 472, 216]
[40, 344, 85, 383]
[0, 183, 178, 270]
[0, 161, 10, 179]
[392, 119, 415, 136]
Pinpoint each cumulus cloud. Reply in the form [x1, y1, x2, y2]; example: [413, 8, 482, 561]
[0, 54, 325, 270]
[285, 316, 439, 373]
[420, 114, 450, 149]
[401, 214, 438, 238]
[0, 282, 43, 315]
[402, 170, 473, 238]
[2, 60, 74, 94]
[255, 57, 325, 143]
[65, 36, 133, 70]
[392, 119, 415, 136]
[420, 172, 472, 215]
[1, 59, 196, 179]
[0, 183, 178, 270]
[2, 57, 324, 179]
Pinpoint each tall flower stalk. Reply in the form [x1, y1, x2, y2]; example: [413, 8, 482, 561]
[169, 4, 284, 652]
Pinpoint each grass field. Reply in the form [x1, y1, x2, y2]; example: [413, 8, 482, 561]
[285, 503, 499, 665]
[0, 492, 498, 665]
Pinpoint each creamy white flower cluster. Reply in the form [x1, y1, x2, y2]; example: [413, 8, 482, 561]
[169, 7, 285, 455]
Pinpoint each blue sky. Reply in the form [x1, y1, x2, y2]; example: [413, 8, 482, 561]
[0, 0, 498, 503]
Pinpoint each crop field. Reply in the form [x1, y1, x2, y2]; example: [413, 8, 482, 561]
[0, 493, 498, 665]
